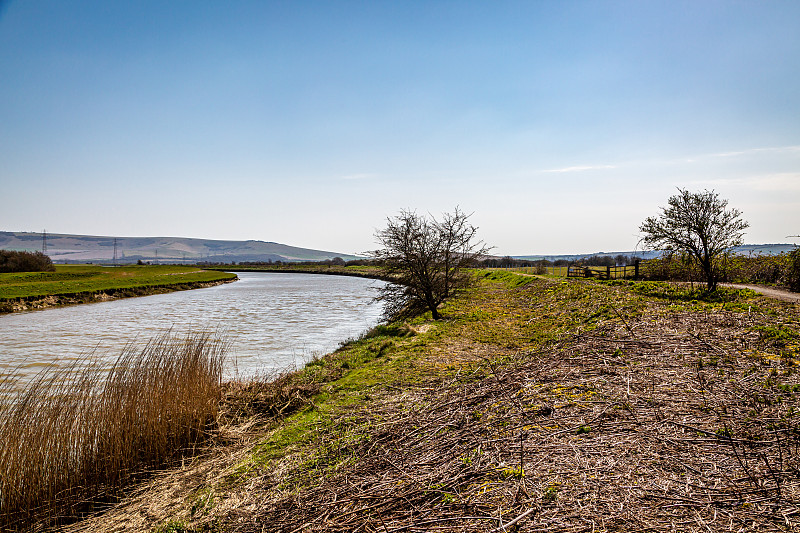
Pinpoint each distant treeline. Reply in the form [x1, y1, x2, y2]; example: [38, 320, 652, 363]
[0, 250, 55, 273]
[480, 254, 641, 268]
[201, 257, 373, 267]
[197, 252, 800, 292]
[219, 254, 642, 270]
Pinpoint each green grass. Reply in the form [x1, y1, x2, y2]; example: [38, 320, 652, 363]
[596, 279, 761, 312]
[480, 269, 536, 287]
[226, 272, 794, 491]
[0, 264, 236, 300]
[504, 266, 570, 276]
[230, 272, 643, 487]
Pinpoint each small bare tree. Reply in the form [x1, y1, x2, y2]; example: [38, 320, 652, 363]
[372, 208, 490, 320]
[639, 189, 749, 290]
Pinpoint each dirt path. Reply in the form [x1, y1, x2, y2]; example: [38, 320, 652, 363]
[720, 282, 800, 303]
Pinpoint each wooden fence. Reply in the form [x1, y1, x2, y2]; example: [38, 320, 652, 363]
[566, 262, 640, 280]
[503, 262, 640, 280]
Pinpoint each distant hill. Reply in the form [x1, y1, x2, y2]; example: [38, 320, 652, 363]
[513, 244, 797, 262]
[0, 232, 360, 264]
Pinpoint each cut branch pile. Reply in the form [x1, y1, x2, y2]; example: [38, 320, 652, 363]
[224, 300, 800, 531]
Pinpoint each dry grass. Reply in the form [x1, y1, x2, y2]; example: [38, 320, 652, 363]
[46, 275, 800, 532]
[228, 282, 800, 532]
[0, 332, 227, 530]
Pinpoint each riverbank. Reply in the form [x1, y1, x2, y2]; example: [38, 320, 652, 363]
[205, 263, 394, 282]
[55, 272, 800, 532]
[0, 265, 237, 314]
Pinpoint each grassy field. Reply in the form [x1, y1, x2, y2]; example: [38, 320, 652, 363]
[506, 265, 570, 276]
[0, 264, 237, 300]
[59, 271, 800, 533]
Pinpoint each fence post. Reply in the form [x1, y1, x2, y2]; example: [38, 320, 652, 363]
[634, 260, 640, 280]
[606, 265, 611, 279]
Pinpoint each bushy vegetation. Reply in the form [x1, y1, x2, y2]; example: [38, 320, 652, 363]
[480, 254, 639, 270]
[0, 332, 226, 530]
[642, 250, 800, 291]
[0, 250, 55, 273]
[787, 247, 800, 292]
[639, 189, 749, 290]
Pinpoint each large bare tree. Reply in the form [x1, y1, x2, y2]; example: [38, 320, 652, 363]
[372, 208, 490, 320]
[640, 189, 749, 290]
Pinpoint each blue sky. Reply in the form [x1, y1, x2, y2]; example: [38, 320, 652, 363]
[1, 1, 798, 255]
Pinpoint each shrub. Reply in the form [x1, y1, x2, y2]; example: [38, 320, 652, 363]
[640, 254, 697, 282]
[642, 252, 800, 292]
[0, 250, 55, 273]
[726, 253, 789, 286]
[788, 248, 800, 292]
[372, 208, 490, 320]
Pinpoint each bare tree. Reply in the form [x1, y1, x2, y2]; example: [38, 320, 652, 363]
[372, 208, 490, 320]
[639, 189, 749, 290]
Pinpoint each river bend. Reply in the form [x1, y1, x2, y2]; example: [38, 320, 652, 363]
[0, 272, 386, 386]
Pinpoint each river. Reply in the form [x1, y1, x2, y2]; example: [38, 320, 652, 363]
[0, 272, 386, 386]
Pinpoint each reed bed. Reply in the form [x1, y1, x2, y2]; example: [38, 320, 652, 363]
[0, 332, 227, 530]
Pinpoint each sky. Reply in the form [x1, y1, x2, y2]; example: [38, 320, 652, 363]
[1, 1, 799, 256]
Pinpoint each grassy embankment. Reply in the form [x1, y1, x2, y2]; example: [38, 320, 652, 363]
[0, 265, 237, 312]
[204, 263, 389, 280]
[61, 271, 800, 533]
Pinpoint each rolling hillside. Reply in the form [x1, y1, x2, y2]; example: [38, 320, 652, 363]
[0, 232, 360, 264]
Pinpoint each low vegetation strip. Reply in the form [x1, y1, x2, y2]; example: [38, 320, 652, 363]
[0, 265, 237, 309]
[205, 263, 393, 281]
[59, 271, 800, 533]
[0, 332, 227, 530]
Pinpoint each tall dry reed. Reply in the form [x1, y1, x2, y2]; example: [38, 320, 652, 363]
[0, 332, 227, 530]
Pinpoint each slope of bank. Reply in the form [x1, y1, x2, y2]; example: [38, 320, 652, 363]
[205, 263, 394, 282]
[0, 265, 237, 313]
[65, 273, 800, 532]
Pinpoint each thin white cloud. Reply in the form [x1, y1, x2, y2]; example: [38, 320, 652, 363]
[538, 145, 800, 175]
[708, 145, 800, 158]
[687, 173, 800, 192]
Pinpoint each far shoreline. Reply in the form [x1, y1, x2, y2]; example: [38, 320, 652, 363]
[0, 278, 237, 315]
[209, 265, 394, 282]
[0, 264, 394, 315]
